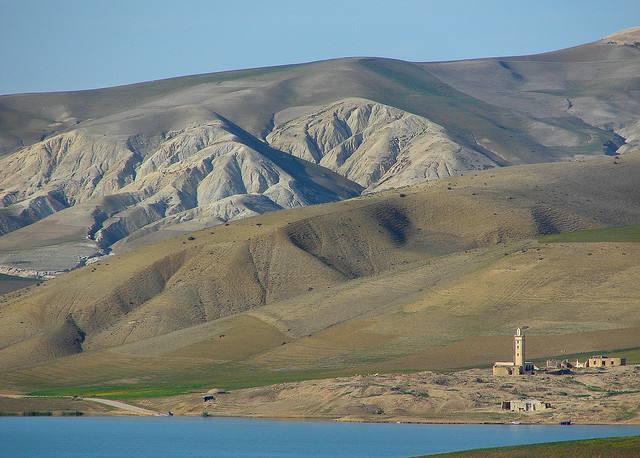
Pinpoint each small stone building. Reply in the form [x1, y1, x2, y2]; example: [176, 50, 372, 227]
[502, 399, 551, 412]
[586, 355, 626, 368]
[573, 359, 586, 369]
[546, 359, 574, 370]
[492, 361, 535, 376]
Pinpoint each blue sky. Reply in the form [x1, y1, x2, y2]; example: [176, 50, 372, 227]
[1, 0, 639, 94]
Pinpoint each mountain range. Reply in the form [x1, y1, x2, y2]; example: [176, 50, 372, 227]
[0, 28, 639, 396]
[1, 28, 639, 275]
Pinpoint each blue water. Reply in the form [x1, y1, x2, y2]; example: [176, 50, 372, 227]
[1, 417, 639, 457]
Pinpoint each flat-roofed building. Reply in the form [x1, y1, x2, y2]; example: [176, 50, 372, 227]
[586, 355, 626, 368]
[501, 399, 551, 412]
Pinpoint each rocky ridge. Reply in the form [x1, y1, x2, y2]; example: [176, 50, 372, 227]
[0, 99, 492, 272]
[267, 98, 497, 191]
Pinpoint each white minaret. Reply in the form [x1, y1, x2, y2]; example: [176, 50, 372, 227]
[514, 327, 525, 367]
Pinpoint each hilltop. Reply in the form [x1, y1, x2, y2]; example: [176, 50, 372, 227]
[603, 26, 640, 46]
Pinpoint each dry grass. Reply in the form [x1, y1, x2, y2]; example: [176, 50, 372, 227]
[1, 154, 640, 396]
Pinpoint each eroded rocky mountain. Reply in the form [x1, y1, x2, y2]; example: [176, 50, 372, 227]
[0, 116, 361, 273]
[267, 98, 497, 191]
[0, 27, 639, 274]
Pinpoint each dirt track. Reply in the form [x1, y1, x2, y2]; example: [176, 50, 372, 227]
[79, 397, 162, 416]
[0, 393, 162, 416]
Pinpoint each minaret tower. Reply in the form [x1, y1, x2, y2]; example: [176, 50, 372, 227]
[514, 327, 525, 367]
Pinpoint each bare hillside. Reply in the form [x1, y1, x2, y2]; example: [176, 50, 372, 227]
[1, 153, 640, 395]
[422, 29, 640, 154]
[1, 30, 638, 272]
[1, 29, 640, 396]
[0, 116, 361, 272]
[267, 98, 496, 191]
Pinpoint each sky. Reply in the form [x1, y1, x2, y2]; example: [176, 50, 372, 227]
[1, 0, 639, 94]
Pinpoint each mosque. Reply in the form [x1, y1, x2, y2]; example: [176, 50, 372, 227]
[492, 327, 535, 376]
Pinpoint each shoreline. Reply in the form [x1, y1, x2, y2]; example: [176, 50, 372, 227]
[3, 366, 640, 424]
[2, 408, 640, 428]
[136, 367, 640, 425]
[1, 396, 638, 426]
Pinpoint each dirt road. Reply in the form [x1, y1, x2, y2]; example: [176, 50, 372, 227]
[80, 397, 163, 416]
[0, 393, 163, 416]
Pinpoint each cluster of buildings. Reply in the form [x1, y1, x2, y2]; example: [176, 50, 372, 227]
[546, 355, 626, 370]
[492, 327, 628, 418]
[492, 327, 626, 377]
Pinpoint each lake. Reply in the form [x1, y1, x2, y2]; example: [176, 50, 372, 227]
[1, 417, 639, 457]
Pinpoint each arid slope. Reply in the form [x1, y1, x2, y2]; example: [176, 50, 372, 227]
[1, 153, 640, 395]
[2, 29, 638, 272]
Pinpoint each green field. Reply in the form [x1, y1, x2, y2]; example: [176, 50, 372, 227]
[424, 435, 640, 457]
[18, 343, 640, 401]
[25, 364, 361, 399]
[539, 224, 640, 243]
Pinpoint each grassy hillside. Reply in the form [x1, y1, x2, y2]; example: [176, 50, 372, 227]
[426, 435, 640, 457]
[1, 153, 640, 397]
[539, 224, 640, 243]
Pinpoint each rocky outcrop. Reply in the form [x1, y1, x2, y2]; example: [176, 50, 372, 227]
[602, 27, 640, 47]
[0, 115, 362, 264]
[0, 99, 506, 271]
[618, 121, 640, 155]
[0, 265, 59, 279]
[0, 130, 138, 208]
[267, 98, 497, 191]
